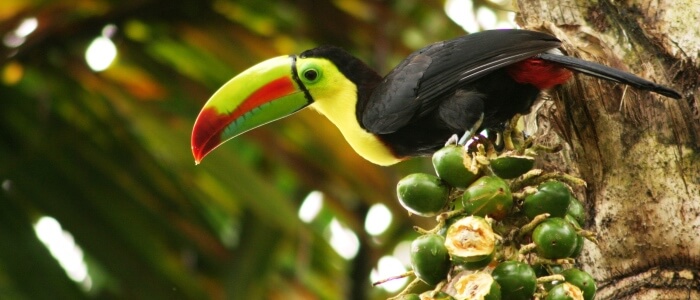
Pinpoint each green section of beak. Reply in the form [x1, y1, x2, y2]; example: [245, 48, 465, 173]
[191, 55, 310, 163]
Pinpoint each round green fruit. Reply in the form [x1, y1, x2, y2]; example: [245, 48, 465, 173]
[452, 272, 501, 300]
[419, 291, 454, 300]
[462, 176, 513, 220]
[532, 217, 579, 259]
[567, 195, 586, 225]
[533, 263, 564, 277]
[459, 251, 495, 270]
[565, 215, 584, 258]
[398, 294, 421, 300]
[437, 213, 465, 237]
[533, 263, 564, 291]
[490, 155, 535, 179]
[432, 145, 479, 188]
[561, 268, 596, 300]
[410, 234, 451, 286]
[397, 173, 449, 217]
[570, 235, 584, 258]
[491, 261, 537, 300]
[545, 282, 584, 300]
[523, 181, 571, 219]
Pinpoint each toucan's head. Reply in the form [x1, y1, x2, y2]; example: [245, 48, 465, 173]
[191, 46, 380, 164]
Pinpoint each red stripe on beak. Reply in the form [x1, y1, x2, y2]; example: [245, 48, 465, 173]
[191, 77, 297, 164]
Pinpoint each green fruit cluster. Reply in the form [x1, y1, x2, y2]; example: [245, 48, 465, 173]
[391, 144, 597, 300]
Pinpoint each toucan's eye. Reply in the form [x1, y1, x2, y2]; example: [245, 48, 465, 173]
[301, 64, 321, 84]
[303, 69, 318, 82]
[298, 61, 323, 84]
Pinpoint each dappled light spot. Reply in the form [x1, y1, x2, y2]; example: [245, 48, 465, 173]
[299, 190, 323, 223]
[86, 25, 118, 72]
[86, 36, 117, 72]
[15, 17, 38, 37]
[445, 0, 516, 31]
[3, 17, 37, 48]
[445, 0, 479, 32]
[326, 218, 359, 260]
[364, 203, 393, 236]
[370, 255, 407, 293]
[34, 216, 92, 291]
[476, 6, 497, 29]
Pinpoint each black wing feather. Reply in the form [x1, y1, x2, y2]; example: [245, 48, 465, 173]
[361, 30, 562, 134]
[536, 53, 681, 99]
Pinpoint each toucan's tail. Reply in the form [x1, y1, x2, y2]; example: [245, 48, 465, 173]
[537, 53, 681, 99]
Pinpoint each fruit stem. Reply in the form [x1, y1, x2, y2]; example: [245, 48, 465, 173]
[373, 270, 415, 286]
[511, 171, 586, 192]
[578, 229, 599, 245]
[518, 242, 537, 256]
[439, 208, 467, 222]
[512, 186, 538, 200]
[413, 226, 431, 235]
[502, 116, 517, 151]
[534, 257, 575, 265]
[518, 213, 550, 237]
[519, 136, 535, 155]
[432, 280, 447, 293]
[415, 209, 466, 235]
[387, 277, 422, 300]
[531, 143, 563, 154]
[472, 144, 494, 175]
[536, 274, 565, 283]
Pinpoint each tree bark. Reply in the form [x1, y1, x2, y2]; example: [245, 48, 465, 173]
[516, 0, 700, 299]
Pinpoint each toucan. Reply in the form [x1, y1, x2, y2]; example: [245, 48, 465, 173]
[191, 29, 680, 166]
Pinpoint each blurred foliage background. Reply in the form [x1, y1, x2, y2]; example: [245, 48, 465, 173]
[0, 0, 513, 299]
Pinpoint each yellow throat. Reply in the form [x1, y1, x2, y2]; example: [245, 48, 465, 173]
[307, 77, 400, 165]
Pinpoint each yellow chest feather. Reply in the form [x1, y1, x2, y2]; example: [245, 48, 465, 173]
[309, 80, 401, 166]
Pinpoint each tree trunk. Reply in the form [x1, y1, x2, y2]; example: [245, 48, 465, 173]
[516, 0, 700, 299]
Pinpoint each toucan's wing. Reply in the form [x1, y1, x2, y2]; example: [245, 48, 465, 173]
[361, 29, 561, 134]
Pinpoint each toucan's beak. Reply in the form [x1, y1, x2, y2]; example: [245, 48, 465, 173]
[191, 55, 310, 164]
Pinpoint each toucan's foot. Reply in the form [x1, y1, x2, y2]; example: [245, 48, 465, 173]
[457, 113, 484, 145]
[445, 134, 460, 146]
[457, 132, 473, 146]
[502, 114, 521, 151]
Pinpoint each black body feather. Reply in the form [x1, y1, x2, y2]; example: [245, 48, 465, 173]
[301, 29, 680, 159]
